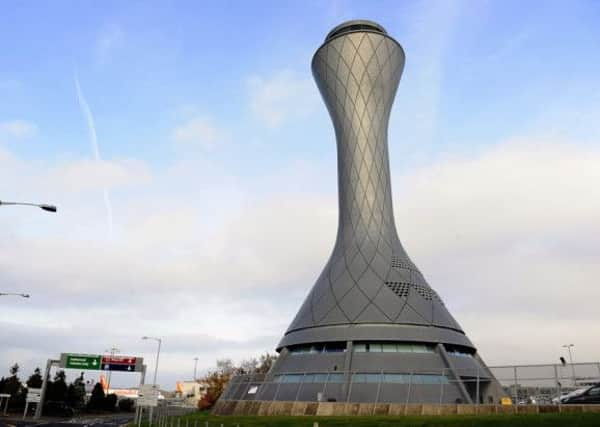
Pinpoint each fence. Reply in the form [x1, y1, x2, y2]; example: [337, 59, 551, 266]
[220, 362, 600, 406]
[489, 362, 600, 404]
[136, 399, 197, 427]
[222, 368, 494, 405]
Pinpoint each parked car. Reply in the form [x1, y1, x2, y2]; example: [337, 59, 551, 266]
[559, 384, 600, 404]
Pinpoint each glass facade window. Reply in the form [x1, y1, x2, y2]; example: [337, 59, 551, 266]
[282, 374, 303, 383]
[396, 343, 413, 352]
[411, 344, 431, 353]
[274, 373, 343, 384]
[353, 343, 367, 352]
[289, 342, 346, 355]
[328, 373, 345, 383]
[275, 372, 448, 384]
[302, 374, 315, 383]
[351, 373, 449, 384]
[327, 23, 385, 40]
[312, 373, 329, 382]
[381, 343, 397, 352]
[353, 341, 435, 353]
[448, 351, 472, 357]
[383, 373, 411, 383]
[310, 344, 324, 353]
[411, 374, 449, 385]
[323, 342, 346, 352]
[352, 373, 381, 383]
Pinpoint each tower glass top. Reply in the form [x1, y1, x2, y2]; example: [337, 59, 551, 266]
[325, 20, 387, 41]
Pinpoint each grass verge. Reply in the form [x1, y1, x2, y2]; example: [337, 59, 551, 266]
[136, 411, 600, 427]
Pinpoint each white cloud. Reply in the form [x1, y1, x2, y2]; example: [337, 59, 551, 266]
[248, 70, 318, 128]
[171, 116, 228, 149]
[394, 137, 600, 364]
[1, 136, 599, 387]
[49, 158, 152, 193]
[0, 119, 38, 140]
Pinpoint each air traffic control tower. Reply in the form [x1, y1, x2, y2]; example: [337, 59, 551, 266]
[223, 20, 505, 406]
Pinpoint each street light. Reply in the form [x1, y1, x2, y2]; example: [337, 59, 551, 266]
[193, 357, 199, 381]
[0, 200, 57, 213]
[141, 336, 162, 386]
[104, 346, 120, 394]
[0, 292, 30, 298]
[562, 344, 576, 386]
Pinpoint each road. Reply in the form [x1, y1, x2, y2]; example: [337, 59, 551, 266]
[0, 414, 134, 427]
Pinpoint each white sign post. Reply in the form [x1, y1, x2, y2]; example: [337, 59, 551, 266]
[24, 388, 42, 419]
[137, 383, 159, 427]
[138, 384, 159, 407]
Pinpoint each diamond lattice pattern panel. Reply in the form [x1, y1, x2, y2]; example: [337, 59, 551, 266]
[286, 31, 462, 334]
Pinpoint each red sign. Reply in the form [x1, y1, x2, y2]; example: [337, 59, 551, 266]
[102, 356, 137, 365]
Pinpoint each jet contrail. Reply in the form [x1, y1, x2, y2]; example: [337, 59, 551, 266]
[75, 72, 114, 239]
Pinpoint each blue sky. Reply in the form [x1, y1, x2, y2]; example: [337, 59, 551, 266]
[1, 0, 600, 388]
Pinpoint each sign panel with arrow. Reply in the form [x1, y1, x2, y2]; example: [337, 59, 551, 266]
[61, 354, 102, 370]
[60, 353, 143, 372]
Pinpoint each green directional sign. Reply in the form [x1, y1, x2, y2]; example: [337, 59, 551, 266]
[64, 354, 102, 370]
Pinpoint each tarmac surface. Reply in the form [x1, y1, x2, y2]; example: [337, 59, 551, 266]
[0, 414, 134, 427]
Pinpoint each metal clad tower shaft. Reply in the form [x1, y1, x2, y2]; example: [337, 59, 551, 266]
[280, 21, 465, 343]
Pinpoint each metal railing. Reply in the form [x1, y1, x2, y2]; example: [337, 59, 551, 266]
[489, 362, 600, 404]
[219, 362, 600, 406]
[221, 368, 492, 405]
[136, 399, 197, 427]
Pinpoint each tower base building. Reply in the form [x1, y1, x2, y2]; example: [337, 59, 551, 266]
[220, 20, 505, 406]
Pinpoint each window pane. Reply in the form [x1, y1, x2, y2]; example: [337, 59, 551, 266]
[354, 343, 367, 352]
[324, 342, 346, 352]
[310, 344, 323, 353]
[369, 344, 382, 352]
[284, 374, 303, 383]
[313, 374, 328, 382]
[303, 374, 315, 383]
[352, 373, 366, 383]
[365, 373, 381, 383]
[396, 344, 412, 352]
[383, 374, 409, 383]
[329, 373, 345, 383]
[411, 375, 423, 384]
[381, 343, 397, 352]
[411, 344, 430, 353]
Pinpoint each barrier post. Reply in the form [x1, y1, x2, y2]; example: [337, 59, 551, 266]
[476, 367, 480, 405]
[513, 367, 518, 404]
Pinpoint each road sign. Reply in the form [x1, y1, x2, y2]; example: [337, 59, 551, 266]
[59, 353, 143, 372]
[26, 388, 42, 403]
[138, 384, 159, 407]
[101, 355, 143, 372]
[61, 354, 102, 370]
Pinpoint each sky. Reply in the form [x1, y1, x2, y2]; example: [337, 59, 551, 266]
[1, 0, 600, 389]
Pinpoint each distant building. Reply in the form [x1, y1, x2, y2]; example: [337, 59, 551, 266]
[176, 380, 208, 406]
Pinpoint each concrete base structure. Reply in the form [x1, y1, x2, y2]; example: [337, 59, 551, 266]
[212, 400, 600, 417]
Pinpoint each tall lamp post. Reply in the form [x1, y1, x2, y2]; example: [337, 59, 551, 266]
[193, 357, 199, 381]
[141, 336, 162, 386]
[0, 200, 57, 213]
[104, 347, 120, 394]
[562, 344, 576, 387]
[141, 336, 161, 425]
[0, 292, 30, 298]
